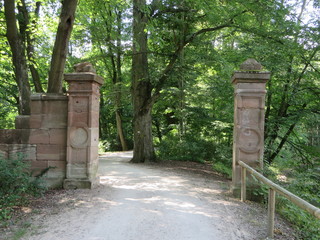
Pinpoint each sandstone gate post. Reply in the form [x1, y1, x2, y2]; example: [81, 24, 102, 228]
[63, 69, 104, 189]
[231, 59, 270, 196]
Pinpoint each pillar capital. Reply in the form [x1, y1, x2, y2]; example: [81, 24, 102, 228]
[232, 59, 270, 84]
[64, 72, 104, 85]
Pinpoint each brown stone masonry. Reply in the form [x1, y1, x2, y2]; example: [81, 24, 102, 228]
[0, 67, 103, 189]
[0, 94, 68, 188]
[231, 59, 270, 197]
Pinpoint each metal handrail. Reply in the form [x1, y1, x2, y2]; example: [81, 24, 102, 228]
[238, 160, 320, 239]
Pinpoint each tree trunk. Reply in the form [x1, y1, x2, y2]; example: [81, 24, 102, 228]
[115, 110, 128, 150]
[178, 1, 186, 139]
[115, 9, 128, 151]
[102, 5, 129, 151]
[18, 0, 44, 93]
[4, 0, 31, 115]
[131, 0, 156, 162]
[47, 0, 78, 93]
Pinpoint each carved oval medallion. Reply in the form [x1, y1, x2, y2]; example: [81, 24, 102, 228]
[70, 127, 88, 148]
[239, 128, 260, 153]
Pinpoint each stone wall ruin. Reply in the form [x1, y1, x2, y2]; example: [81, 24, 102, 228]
[0, 69, 103, 189]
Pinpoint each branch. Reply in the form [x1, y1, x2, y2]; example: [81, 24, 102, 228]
[268, 103, 307, 164]
[234, 25, 284, 45]
[151, 7, 195, 18]
[148, 12, 252, 106]
[149, 22, 232, 104]
[295, 47, 319, 88]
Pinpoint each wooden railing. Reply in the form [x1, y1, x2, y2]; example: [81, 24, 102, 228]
[238, 160, 320, 239]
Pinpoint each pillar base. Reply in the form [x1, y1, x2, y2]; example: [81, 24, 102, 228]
[63, 177, 98, 189]
[231, 183, 265, 202]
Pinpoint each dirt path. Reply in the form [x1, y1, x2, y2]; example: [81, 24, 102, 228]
[14, 152, 295, 240]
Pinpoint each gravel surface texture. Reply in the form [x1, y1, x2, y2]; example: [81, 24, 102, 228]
[1, 151, 298, 240]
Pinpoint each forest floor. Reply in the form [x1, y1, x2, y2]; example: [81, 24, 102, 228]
[1, 151, 299, 240]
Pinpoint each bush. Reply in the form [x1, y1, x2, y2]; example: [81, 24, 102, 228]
[212, 162, 232, 178]
[278, 199, 320, 240]
[263, 161, 320, 239]
[0, 155, 46, 222]
[211, 145, 232, 178]
[157, 132, 234, 178]
[157, 133, 216, 163]
[276, 169, 320, 239]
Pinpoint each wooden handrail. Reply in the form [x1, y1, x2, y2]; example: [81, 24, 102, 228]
[238, 160, 320, 238]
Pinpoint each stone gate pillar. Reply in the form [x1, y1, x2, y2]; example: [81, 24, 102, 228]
[231, 59, 270, 195]
[63, 65, 104, 189]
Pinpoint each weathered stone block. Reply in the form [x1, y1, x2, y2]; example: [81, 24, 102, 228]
[20, 129, 31, 144]
[238, 96, 263, 109]
[29, 129, 50, 144]
[88, 112, 100, 128]
[73, 148, 88, 163]
[43, 99, 68, 114]
[15, 115, 30, 129]
[8, 144, 37, 161]
[30, 160, 49, 176]
[68, 112, 89, 126]
[68, 163, 87, 178]
[37, 144, 66, 161]
[238, 109, 262, 127]
[63, 178, 97, 189]
[0, 144, 8, 159]
[232, 72, 270, 84]
[30, 99, 42, 114]
[236, 83, 267, 90]
[88, 146, 99, 161]
[31, 93, 68, 114]
[47, 161, 66, 178]
[65, 72, 103, 85]
[29, 115, 42, 129]
[90, 95, 100, 112]
[68, 82, 92, 91]
[0, 130, 22, 144]
[41, 114, 67, 129]
[87, 161, 99, 180]
[69, 96, 89, 113]
[88, 128, 99, 147]
[49, 129, 67, 145]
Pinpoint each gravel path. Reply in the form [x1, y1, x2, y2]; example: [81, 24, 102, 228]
[16, 152, 296, 240]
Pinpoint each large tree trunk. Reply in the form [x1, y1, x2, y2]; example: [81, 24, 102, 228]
[47, 0, 78, 93]
[132, 108, 156, 162]
[4, 0, 31, 115]
[131, 0, 156, 162]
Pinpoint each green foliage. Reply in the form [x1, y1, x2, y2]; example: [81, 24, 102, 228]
[210, 143, 233, 178]
[0, 155, 46, 222]
[278, 200, 320, 240]
[263, 154, 320, 240]
[277, 168, 320, 239]
[212, 162, 232, 178]
[157, 133, 215, 163]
